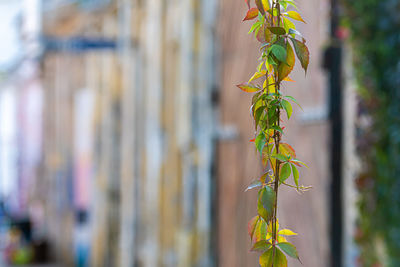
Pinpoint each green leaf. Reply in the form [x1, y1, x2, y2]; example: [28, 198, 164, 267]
[255, 131, 266, 154]
[281, 99, 293, 119]
[291, 164, 299, 187]
[268, 26, 286, 35]
[251, 240, 272, 252]
[249, 21, 262, 34]
[290, 38, 310, 73]
[280, 0, 298, 10]
[284, 95, 302, 109]
[280, 163, 291, 182]
[274, 248, 288, 267]
[260, 248, 288, 267]
[271, 153, 288, 162]
[259, 248, 273, 267]
[255, 106, 266, 129]
[257, 186, 275, 222]
[277, 242, 300, 261]
[248, 215, 260, 240]
[270, 44, 287, 63]
[278, 42, 295, 82]
[237, 83, 261, 93]
[270, 125, 283, 133]
[245, 180, 263, 192]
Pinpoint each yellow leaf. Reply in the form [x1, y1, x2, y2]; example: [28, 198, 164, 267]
[249, 70, 267, 83]
[283, 76, 295, 82]
[262, 0, 270, 10]
[277, 235, 288, 243]
[283, 17, 296, 34]
[286, 11, 306, 23]
[278, 42, 295, 82]
[278, 229, 298, 236]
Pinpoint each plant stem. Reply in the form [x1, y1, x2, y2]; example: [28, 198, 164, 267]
[271, 1, 281, 265]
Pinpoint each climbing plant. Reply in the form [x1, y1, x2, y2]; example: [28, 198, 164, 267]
[342, 0, 400, 266]
[238, 0, 310, 266]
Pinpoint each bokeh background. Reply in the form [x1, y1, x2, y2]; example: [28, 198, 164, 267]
[0, 0, 399, 266]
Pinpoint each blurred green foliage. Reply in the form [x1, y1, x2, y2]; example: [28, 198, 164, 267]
[342, 0, 400, 266]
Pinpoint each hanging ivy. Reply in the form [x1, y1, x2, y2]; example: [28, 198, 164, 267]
[239, 0, 310, 265]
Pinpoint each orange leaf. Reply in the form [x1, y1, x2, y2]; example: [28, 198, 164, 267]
[243, 7, 258, 21]
[283, 76, 296, 82]
[236, 83, 261, 93]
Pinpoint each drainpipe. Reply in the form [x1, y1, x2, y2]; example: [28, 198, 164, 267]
[323, 0, 343, 266]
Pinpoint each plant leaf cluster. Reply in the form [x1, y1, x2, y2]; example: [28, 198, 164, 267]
[239, 0, 310, 266]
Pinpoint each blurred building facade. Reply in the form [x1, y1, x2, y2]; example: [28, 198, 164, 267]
[38, 0, 217, 266]
[0, 0, 352, 266]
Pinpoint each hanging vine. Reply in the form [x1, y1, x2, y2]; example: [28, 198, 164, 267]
[238, 0, 310, 266]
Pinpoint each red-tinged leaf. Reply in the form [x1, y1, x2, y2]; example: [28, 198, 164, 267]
[237, 83, 261, 93]
[290, 158, 309, 168]
[290, 38, 310, 73]
[245, 0, 250, 9]
[278, 42, 295, 82]
[249, 138, 255, 142]
[256, 24, 271, 43]
[255, 0, 266, 16]
[248, 215, 260, 240]
[254, 219, 267, 242]
[285, 11, 306, 23]
[280, 143, 296, 158]
[251, 240, 271, 252]
[243, 7, 259, 21]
